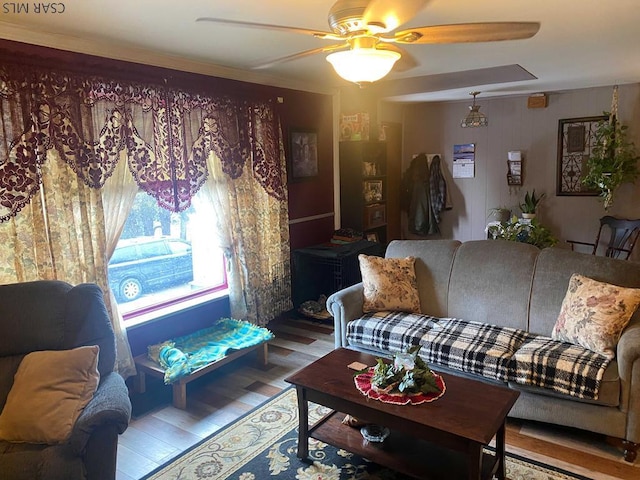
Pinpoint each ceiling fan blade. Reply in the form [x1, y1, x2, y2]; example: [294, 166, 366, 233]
[252, 44, 349, 70]
[195, 17, 340, 40]
[362, 0, 431, 32]
[392, 22, 541, 44]
[377, 44, 418, 72]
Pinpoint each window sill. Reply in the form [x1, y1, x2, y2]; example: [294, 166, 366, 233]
[125, 288, 230, 329]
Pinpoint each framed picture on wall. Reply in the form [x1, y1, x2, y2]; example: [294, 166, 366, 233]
[557, 116, 607, 195]
[288, 128, 318, 181]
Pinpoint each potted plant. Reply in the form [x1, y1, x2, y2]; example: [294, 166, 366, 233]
[488, 206, 511, 223]
[582, 115, 640, 210]
[519, 190, 545, 219]
[487, 216, 558, 249]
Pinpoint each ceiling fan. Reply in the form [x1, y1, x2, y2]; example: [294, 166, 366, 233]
[196, 0, 540, 85]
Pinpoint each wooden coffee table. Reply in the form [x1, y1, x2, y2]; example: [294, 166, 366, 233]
[285, 348, 519, 480]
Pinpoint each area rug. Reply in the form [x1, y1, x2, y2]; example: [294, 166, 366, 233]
[142, 388, 591, 480]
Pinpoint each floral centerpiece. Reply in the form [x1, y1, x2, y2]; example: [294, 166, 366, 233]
[354, 346, 445, 405]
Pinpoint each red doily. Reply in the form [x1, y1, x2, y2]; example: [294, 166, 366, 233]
[354, 368, 446, 405]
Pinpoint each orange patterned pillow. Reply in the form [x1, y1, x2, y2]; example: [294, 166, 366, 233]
[359, 255, 421, 314]
[552, 274, 640, 358]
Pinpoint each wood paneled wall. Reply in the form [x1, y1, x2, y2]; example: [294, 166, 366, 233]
[401, 85, 640, 261]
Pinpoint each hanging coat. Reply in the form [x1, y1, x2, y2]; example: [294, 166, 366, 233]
[401, 153, 448, 235]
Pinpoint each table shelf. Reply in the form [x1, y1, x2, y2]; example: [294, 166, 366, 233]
[309, 411, 498, 480]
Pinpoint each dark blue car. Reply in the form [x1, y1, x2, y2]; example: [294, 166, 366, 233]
[108, 237, 193, 302]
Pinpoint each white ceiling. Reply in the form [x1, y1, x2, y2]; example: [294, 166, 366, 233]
[1, 0, 639, 102]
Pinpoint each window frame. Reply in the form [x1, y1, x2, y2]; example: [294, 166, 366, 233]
[120, 262, 228, 325]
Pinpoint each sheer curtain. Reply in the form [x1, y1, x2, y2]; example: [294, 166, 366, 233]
[101, 154, 138, 377]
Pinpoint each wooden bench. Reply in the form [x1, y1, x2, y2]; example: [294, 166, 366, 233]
[134, 341, 269, 409]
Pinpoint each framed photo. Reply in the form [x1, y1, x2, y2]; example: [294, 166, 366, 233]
[289, 128, 318, 181]
[557, 116, 607, 195]
[365, 232, 379, 242]
[363, 180, 383, 202]
[362, 161, 378, 176]
[363, 204, 386, 230]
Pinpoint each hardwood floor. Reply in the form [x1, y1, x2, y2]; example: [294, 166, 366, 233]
[116, 315, 639, 480]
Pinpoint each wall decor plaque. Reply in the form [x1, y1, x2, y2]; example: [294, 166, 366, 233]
[557, 116, 607, 196]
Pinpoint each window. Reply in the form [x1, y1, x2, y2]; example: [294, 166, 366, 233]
[109, 192, 227, 321]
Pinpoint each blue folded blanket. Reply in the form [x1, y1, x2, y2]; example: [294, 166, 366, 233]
[147, 318, 274, 384]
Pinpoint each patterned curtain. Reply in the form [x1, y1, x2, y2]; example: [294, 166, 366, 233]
[199, 102, 292, 325]
[0, 59, 291, 336]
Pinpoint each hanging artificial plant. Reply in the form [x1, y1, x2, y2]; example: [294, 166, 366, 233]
[582, 87, 640, 209]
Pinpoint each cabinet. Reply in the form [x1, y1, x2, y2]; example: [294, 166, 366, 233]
[339, 141, 389, 243]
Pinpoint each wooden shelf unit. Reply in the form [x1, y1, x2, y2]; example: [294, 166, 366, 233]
[339, 140, 389, 243]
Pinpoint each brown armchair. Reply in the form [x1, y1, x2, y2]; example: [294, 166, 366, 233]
[567, 216, 640, 260]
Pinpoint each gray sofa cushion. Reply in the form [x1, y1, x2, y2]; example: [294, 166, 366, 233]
[447, 240, 539, 330]
[0, 281, 116, 379]
[0, 281, 69, 357]
[386, 239, 460, 318]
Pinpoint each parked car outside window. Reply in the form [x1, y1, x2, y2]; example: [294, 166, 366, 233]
[108, 237, 194, 302]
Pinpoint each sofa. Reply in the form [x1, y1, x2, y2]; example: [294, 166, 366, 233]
[327, 239, 640, 462]
[0, 280, 132, 479]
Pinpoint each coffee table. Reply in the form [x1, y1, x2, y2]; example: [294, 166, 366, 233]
[285, 348, 519, 480]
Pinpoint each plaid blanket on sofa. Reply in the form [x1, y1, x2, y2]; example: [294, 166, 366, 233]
[419, 317, 534, 382]
[513, 336, 611, 399]
[346, 312, 611, 399]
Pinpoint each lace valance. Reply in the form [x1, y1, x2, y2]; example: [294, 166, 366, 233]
[0, 62, 286, 221]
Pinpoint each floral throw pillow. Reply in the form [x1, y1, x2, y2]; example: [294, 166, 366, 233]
[359, 254, 421, 314]
[552, 274, 640, 358]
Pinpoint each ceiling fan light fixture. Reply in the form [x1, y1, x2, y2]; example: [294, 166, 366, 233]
[461, 91, 488, 128]
[326, 48, 400, 85]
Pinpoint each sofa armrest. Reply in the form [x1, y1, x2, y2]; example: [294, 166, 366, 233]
[618, 322, 640, 381]
[616, 321, 640, 444]
[327, 283, 365, 349]
[69, 371, 132, 454]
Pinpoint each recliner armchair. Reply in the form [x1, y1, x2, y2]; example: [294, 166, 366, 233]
[0, 280, 132, 480]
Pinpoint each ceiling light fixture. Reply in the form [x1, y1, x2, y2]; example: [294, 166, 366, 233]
[461, 91, 488, 128]
[326, 48, 401, 86]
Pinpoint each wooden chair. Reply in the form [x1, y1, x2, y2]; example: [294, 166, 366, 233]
[567, 216, 640, 260]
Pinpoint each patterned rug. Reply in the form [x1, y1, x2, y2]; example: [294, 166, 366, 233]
[141, 388, 591, 480]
